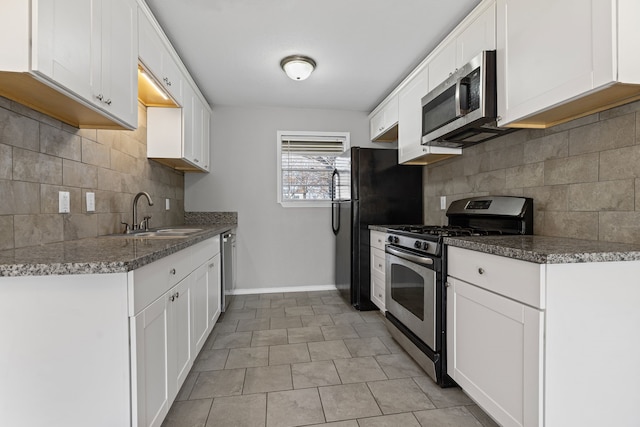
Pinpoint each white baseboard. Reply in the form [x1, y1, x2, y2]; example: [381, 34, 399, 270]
[231, 285, 337, 295]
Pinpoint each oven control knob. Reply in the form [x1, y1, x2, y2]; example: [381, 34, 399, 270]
[393, 236, 399, 244]
[387, 236, 394, 243]
[422, 242, 429, 250]
[414, 240, 422, 249]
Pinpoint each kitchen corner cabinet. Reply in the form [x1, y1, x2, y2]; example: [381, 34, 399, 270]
[369, 230, 387, 310]
[497, 0, 640, 128]
[0, 0, 138, 129]
[447, 246, 640, 427]
[369, 96, 399, 142]
[0, 236, 222, 427]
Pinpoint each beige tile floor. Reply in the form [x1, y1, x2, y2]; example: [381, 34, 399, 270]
[162, 290, 499, 427]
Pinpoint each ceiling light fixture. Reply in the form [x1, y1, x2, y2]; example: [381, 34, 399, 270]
[280, 55, 316, 81]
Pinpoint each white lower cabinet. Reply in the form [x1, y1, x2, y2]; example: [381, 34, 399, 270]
[447, 277, 542, 427]
[131, 236, 222, 427]
[447, 245, 640, 427]
[370, 230, 386, 310]
[131, 290, 170, 427]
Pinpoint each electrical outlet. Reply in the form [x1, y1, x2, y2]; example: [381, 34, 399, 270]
[440, 196, 447, 210]
[59, 191, 70, 213]
[165, 198, 170, 210]
[86, 192, 95, 212]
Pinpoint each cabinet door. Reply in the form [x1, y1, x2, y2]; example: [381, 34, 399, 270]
[138, 8, 164, 80]
[202, 107, 211, 172]
[32, 0, 96, 102]
[207, 253, 221, 331]
[456, 2, 496, 68]
[398, 67, 429, 164]
[168, 277, 193, 400]
[132, 294, 170, 427]
[496, 0, 614, 126]
[182, 84, 196, 164]
[99, 0, 137, 128]
[428, 41, 456, 92]
[192, 95, 205, 168]
[447, 277, 543, 427]
[192, 263, 209, 354]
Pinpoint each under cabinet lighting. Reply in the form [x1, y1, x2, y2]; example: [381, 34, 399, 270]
[139, 68, 168, 100]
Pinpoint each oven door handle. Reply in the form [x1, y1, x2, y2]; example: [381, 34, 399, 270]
[386, 246, 434, 266]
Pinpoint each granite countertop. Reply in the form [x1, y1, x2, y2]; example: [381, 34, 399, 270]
[0, 224, 237, 277]
[444, 235, 640, 264]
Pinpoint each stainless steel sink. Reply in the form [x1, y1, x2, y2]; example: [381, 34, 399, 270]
[103, 228, 203, 239]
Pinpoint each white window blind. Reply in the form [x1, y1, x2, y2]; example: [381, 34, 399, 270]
[277, 131, 349, 206]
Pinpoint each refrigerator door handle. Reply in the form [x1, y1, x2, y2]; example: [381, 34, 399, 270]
[331, 202, 340, 235]
[330, 169, 338, 201]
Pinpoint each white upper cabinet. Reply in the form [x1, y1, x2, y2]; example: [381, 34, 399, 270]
[138, 8, 183, 105]
[98, 0, 138, 127]
[497, 0, 640, 128]
[456, 2, 496, 68]
[427, 41, 456, 93]
[0, 0, 138, 129]
[398, 67, 429, 164]
[369, 0, 496, 165]
[370, 95, 399, 142]
[429, 2, 496, 92]
[146, 85, 211, 173]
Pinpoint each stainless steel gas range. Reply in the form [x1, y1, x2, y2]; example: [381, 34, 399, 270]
[384, 196, 533, 387]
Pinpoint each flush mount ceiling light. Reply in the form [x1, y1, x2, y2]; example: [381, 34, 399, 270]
[280, 55, 316, 81]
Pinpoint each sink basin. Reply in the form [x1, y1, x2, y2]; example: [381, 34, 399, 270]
[156, 228, 203, 234]
[103, 228, 203, 239]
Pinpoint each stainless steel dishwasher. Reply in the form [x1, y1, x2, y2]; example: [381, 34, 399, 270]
[221, 230, 235, 311]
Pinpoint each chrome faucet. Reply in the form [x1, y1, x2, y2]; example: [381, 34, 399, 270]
[125, 191, 154, 233]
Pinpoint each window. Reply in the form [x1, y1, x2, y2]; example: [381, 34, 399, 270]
[277, 131, 350, 207]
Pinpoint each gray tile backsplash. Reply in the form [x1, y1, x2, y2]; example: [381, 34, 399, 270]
[424, 99, 640, 244]
[0, 96, 185, 250]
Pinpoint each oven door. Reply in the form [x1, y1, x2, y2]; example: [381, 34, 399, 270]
[385, 246, 437, 350]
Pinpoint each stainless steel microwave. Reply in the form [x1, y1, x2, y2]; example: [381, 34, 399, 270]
[421, 50, 512, 148]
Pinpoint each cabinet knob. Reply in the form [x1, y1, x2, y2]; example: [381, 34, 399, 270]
[96, 94, 104, 101]
[170, 295, 175, 302]
[170, 268, 176, 275]
[194, 158, 199, 163]
[478, 268, 485, 275]
[378, 263, 382, 268]
[105, 99, 112, 106]
[175, 292, 180, 299]
[446, 282, 451, 287]
[209, 263, 215, 268]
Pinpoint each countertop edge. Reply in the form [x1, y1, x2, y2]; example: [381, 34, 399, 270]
[0, 223, 237, 277]
[444, 236, 640, 264]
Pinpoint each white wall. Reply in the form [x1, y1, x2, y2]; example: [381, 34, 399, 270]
[185, 105, 383, 293]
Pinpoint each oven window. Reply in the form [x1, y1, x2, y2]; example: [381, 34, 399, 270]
[390, 264, 424, 320]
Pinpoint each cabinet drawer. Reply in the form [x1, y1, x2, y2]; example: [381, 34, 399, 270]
[191, 236, 220, 267]
[371, 248, 386, 276]
[447, 246, 545, 309]
[130, 248, 192, 316]
[370, 230, 387, 251]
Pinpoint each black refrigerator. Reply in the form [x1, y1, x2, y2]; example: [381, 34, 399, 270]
[331, 147, 423, 310]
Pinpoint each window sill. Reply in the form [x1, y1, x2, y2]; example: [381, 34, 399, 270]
[279, 201, 332, 208]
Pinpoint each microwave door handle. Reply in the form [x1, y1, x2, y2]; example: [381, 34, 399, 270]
[455, 77, 470, 117]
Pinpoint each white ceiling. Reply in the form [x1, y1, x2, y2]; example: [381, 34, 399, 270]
[145, 0, 481, 113]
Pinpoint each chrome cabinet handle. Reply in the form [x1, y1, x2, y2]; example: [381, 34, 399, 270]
[170, 268, 176, 275]
[175, 292, 179, 299]
[105, 99, 112, 106]
[478, 268, 485, 275]
[170, 295, 175, 302]
[96, 94, 104, 101]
